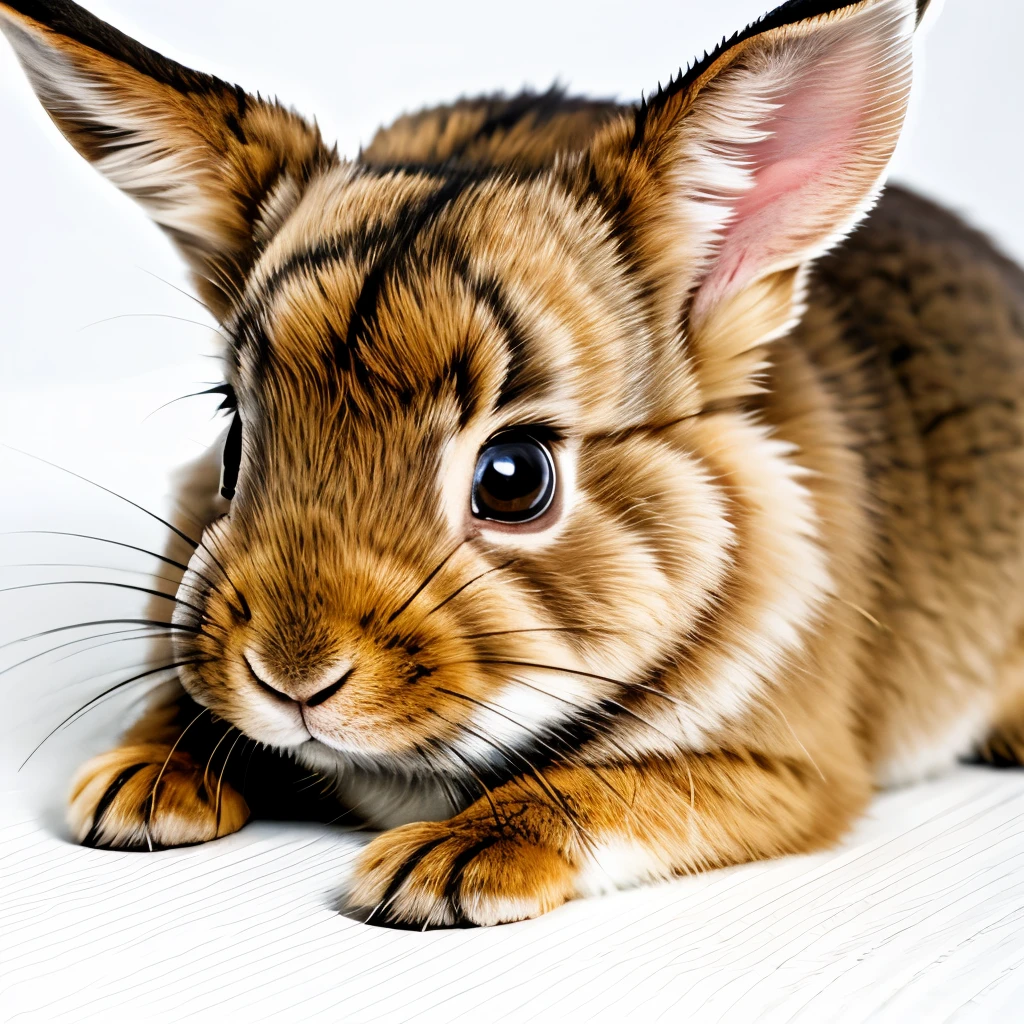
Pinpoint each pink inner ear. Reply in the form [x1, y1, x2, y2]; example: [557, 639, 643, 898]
[691, 35, 886, 322]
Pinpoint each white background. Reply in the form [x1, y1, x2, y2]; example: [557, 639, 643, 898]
[4, 3, 1024, 1021]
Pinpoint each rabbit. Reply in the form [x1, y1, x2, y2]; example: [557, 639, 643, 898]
[4, 0, 1023, 929]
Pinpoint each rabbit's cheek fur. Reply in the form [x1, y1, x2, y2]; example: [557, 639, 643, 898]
[589, 414, 834, 760]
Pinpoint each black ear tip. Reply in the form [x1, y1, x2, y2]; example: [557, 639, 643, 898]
[0, 1, 103, 35]
[0, 0, 49, 18]
[0, 0, 225, 97]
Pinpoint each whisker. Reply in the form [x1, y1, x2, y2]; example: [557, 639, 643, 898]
[136, 266, 217, 317]
[294, 770, 331, 796]
[415, 559, 515, 628]
[170, 500, 213, 536]
[436, 686, 634, 818]
[215, 731, 246, 833]
[455, 658, 635, 689]
[148, 708, 210, 825]
[0, 618, 199, 653]
[447, 657, 702, 728]
[441, 646, 669, 767]
[237, 737, 260, 802]
[20, 659, 212, 770]
[0, 580, 205, 619]
[413, 743, 466, 816]
[5, 562, 189, 591]
[504, 672, 682, 749]
[502, 664, 793, 795]
[430, 707, 591, 845]
[203, 725, 236, 792]
[504, 672, 645, 780]
[60, 660, 210, 720]
[3, 530, 222, 595]
[387, 539, 467, 625]
[191, 529, 250, 622]
[458, 626, 622, 641]
[55, 631, 178, 665]
[774, 706, 827, 783]
[3, 445, 201, 549]
[79, 312, 228, 340]
[423, 727, 502, 830]
[1, 626, 175, 679]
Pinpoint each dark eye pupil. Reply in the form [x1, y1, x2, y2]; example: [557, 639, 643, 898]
[472, 433, 555, 524]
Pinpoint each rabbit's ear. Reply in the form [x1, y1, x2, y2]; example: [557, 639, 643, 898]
[0, 1, 336, 318]
[587, 0, 917, 403]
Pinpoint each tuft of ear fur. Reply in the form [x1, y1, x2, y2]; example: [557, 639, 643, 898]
[0, 0, 336, 318]
[585, 0, 917, 405]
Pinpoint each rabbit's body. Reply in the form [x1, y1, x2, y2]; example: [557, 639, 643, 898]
[788, 186, 1024, 784]
[370, 97, 1024, 789]
[6, 0, 1023, 926]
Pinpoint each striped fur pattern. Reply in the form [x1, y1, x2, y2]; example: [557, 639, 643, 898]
[6, 0, 1024, 927]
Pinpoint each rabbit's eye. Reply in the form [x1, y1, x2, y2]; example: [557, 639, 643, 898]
[220, 412, 242, 501]
[472, 431, 555, 524]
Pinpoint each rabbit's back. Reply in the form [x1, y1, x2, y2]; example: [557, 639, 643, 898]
[777, 186, 1024, 781]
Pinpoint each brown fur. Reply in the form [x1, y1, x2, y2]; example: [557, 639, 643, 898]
[4, 0, 1023, 927]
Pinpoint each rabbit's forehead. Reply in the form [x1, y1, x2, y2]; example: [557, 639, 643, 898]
[228, 164, 654, 434]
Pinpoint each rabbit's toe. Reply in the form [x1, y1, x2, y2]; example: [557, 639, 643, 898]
[68, 743, 249, 850]
[348, 808, 576, 927]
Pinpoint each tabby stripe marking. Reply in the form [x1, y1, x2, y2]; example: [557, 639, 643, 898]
[81, 762, 147, 848]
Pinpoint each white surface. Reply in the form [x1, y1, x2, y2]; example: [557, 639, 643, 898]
[3, 1, 1024, 1021]
[4, 763, 1024, 1022]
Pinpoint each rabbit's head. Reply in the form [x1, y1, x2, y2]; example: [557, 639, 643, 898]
[0, 0, 918, 806]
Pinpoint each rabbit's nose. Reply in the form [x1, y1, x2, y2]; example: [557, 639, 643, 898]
[303, 671, 354, 707]
[244, 649, 353, 708]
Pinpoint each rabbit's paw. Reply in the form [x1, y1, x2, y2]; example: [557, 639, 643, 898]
[68, 742, 249, 850]
[348, 805, 577, 927]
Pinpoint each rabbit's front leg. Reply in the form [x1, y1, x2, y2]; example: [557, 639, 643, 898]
[67, 684, 249, 850]
[348, 749, 866, 927]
